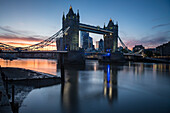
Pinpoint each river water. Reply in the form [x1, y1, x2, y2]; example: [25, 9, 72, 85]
[0, 58, 170, 113]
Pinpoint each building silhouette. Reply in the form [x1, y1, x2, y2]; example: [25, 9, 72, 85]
[88, 36, 93, 49]
[80, 31, 89, 49]
[56, 37, 63, 51]
[80, 31, 95, 51]
[156, 41, 170, 56]
[96, 39, 104, 52]
[133, 45, 145, 52]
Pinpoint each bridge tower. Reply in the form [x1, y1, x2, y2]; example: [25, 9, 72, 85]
[62, 6, 80, 51]
[104, 19, 118, 52]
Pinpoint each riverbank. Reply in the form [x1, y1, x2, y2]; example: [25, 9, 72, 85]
[1, 67, 61, 87]
[0, 67, 61, 113]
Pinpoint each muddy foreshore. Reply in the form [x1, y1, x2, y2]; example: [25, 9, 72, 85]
[1, 67, 61, 87]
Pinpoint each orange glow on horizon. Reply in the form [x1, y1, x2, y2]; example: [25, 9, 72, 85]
[0, 36, 57, 50]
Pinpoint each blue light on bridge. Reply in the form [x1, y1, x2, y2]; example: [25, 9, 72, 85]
[106, 49, 111, 52]
[106, 53, 111, 56]
[107, 65, 110, 82]
[64, 46, 68, 51]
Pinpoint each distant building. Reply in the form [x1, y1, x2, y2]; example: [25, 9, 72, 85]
[81, 31, 89, 50]
[96, 41, 99, 49]
[80, 31, 95, 51]
[156, 41, 170, 56]
[96, 39, 104, 52]
[99, 39, 104, 51]
[144, 48, 156, 53]
[118, 46, 123, 51]
[133, 45, 145, 52]
[56, 37, 63, 51]
[88, 37, 93, 49]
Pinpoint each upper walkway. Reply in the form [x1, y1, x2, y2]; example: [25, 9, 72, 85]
[79, 23, 113, 34]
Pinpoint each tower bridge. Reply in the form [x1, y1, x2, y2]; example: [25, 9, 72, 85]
[0, 6, 121, 53]
[0, 6, 136, 63]
[61, 6, 118, 52]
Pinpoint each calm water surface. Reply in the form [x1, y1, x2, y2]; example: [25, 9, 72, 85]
[0, 58, 170, 113]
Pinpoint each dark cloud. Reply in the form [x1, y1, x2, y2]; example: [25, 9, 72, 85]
[0, 35, 43, 42]
[123, 31, 170, 49]
[0, 26, 35, 36]
[0, 26, 21, 34]
[152, 23, 170, 29]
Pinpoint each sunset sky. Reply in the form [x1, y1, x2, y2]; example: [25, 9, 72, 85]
[0, 0, 170, 49]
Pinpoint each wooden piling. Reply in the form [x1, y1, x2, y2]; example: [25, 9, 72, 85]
[60, 53, 65, 83]
[12, 85, 15, 109]
[6, 77, 8, 96]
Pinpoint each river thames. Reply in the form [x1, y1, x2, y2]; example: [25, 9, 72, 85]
[0, 58, 170, 113]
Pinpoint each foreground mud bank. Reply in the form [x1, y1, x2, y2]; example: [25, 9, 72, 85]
[1, 67, 61, 87]
[0, 67, 61, 113]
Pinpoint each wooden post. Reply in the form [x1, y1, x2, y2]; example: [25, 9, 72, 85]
[6, 77, 8, 96]
[60, 53, 65, 83]
[12, 85, 15, 109]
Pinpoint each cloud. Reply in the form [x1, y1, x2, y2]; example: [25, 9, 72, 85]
[4, 42, 32, 46]
[0, 35, 43, 42]
[0, 26, 56, 49]
[0, 35, 56, 48]
[123, 31, 170, 49]
[0, 25, 35, 36]
[152, 23, 170, 29]
[0, 26, 21, 34]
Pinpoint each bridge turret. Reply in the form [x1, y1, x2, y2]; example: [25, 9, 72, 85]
[107, 18, 114, 31]
[62, 6, 80, 51]
[67, 5, 74, 16]
[104, 18, 118, 52]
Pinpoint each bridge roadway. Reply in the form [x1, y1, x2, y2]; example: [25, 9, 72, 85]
[0, 51, 68, 59]
[0, 51, 142, 60]
[1, 51, 68, 53]
[79, 23, 113, 34]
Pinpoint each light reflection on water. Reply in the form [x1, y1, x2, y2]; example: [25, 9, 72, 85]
[0, 58, 58, 75]
[0, 58, 170, 113]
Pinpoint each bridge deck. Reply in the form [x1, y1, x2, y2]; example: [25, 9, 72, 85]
[0, 51, 68, 53]
[79, 23, 113, 34]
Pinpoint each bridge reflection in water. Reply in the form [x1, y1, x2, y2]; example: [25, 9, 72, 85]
[103, 64, 118, 104]
[60, 63, 122, 113]
[1, 59, 170, 113]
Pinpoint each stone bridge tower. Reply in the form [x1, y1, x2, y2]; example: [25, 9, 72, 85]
[62, 6, 80, 51]
[104, 19, 118, 52]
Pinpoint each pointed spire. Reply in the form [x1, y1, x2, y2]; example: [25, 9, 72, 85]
[68, 5, 74, 16]
[116, 21, 118, 25]
[104, 23, 106, 29]
[107, 18, 114, 28]
[70, 5, 72, 9]
[77, 9, 79, 17]
[63, 12, 65, 20]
